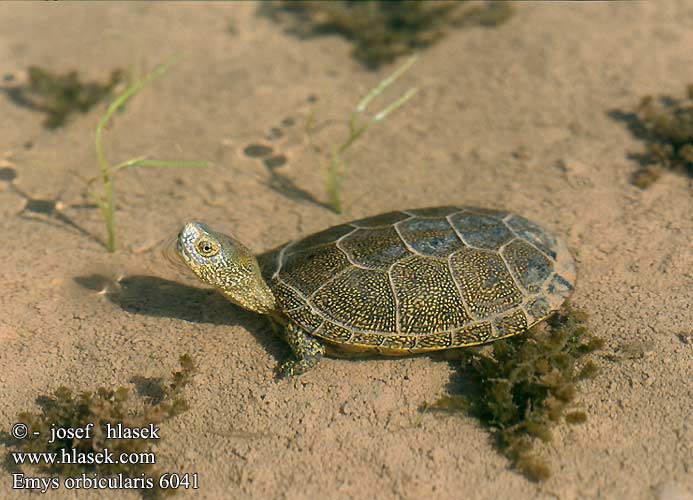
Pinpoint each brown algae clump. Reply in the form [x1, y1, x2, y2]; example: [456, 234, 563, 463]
[5, 355, 197, 496]
[429, 303, 603, 482]
[7, 66, 123, 129]
[266, 1, 513, 68]
[625, 84, 693, 187]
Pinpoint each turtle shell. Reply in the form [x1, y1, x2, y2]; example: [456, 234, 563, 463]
[267, 206, 575, 353]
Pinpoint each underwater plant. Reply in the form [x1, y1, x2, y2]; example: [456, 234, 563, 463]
[428, 303, 603, 482]
[89, 55, 207, 252]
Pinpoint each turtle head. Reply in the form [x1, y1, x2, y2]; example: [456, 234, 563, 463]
[176, 222, 277, 315]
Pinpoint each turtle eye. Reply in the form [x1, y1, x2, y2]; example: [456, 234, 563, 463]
[195, 238, 219, 257]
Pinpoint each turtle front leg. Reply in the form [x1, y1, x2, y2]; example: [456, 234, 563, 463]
[278, 322, 325, 377]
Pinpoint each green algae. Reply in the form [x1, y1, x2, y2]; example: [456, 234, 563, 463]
[266, 0, 513, 68]
[427, 303, 603, 482]
[9, 66, 123, 129]
[4, 355, 197, 498]
[612, 84, 693, 188]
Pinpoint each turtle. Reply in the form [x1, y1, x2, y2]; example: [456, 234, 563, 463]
[175, 206, 575, 376]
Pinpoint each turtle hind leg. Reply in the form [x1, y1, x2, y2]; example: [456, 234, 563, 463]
[278, 322, 325, 377]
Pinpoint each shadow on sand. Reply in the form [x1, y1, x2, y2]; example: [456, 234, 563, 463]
[73, 274, 289, 363]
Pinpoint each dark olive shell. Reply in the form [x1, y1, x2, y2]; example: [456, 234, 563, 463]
[268, 207, 575, 352]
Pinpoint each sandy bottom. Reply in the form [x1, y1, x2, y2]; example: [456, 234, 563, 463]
[0, 2, 691, 499]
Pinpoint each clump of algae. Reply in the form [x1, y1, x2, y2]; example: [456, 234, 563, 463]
[428, 303, 603, 482]
[629, 84, 693, 188]
[267, 1, 513, 68]
[9, 66, 123, 129]
[5, 355, 197, 497]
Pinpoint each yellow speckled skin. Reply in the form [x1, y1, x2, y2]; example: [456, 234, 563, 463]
[267, 206, 575, 355]
[177, 207, 576, 375]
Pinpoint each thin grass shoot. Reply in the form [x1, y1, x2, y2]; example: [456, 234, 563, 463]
[89, 54, 207, 252]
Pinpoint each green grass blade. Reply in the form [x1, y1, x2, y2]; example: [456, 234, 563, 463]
[329, 54, 420, 214]
[373, 86, 420, 122]
[92, 53, 188, 252]
[95, 54, 184, 175]
[354, 53, 419, 115]
[326, 150, 342, 214]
